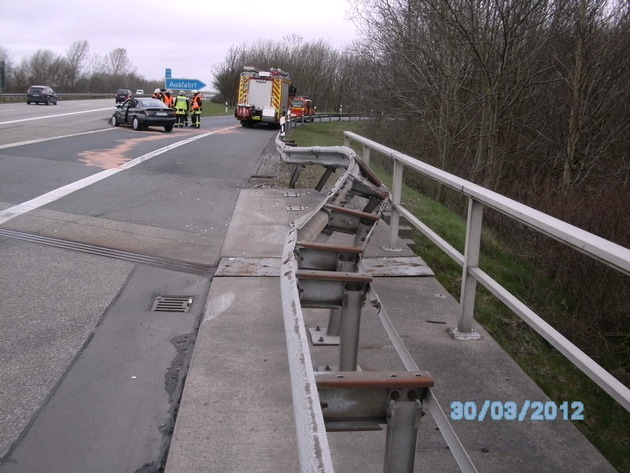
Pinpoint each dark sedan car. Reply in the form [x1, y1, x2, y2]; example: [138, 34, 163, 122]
[115, 88, 132, 103]
[111, 98, 176, 132]
[26, 85, 58, 105]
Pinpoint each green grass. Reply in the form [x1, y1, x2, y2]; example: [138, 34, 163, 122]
[200, 102, 234, 117]
[283, 119, 367, 146]
[286, 121, 630, 473]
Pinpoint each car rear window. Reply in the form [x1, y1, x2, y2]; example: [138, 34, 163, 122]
[29, 87, 45, 93]
[139, 99, 168, 108]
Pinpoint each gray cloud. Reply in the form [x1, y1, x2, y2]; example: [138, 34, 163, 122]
[0, 0, 358, 87]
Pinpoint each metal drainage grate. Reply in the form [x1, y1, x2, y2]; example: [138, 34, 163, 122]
[151, 296, 193, 313]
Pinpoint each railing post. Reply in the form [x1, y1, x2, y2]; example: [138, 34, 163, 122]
[362, 144, 371, 165]
[449, 198, 483, 340]
[387, 159, 403, 251]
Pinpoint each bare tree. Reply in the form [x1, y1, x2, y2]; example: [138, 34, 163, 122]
[561, 0, 630, 191]
[91, 48, 138, 92]
[212, 44, 248, 105]
[100, 48, 135, 77]
[64, 40, 91, 92]
[0, 46, 11, 92]
[13, 49, 64, 87]
[212, 37, 352, 112]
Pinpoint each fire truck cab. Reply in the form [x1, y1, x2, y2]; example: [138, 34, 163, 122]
[290, 96, 315, 121]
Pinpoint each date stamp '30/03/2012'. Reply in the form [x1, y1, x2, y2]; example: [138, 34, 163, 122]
[449, 400, 585, 422]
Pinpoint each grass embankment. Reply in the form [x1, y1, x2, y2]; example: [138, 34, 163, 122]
[284, 121, 630, 473]
[200, 102, 233, 117]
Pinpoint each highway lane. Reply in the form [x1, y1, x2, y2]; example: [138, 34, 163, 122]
[0, 98, 115, 145]
[0, 101, 280, 472]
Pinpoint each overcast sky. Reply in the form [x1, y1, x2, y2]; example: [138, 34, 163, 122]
[0, 0, 359, 89]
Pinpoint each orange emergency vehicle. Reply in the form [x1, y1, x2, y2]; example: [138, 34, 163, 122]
[290, 96, 315, 121]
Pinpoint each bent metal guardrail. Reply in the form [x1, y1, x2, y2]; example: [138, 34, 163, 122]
[343, 130, 630, 415]
[275, 136, 478, 472]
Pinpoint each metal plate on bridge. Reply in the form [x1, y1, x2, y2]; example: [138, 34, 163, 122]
[361, 256, 434, 277]
[308, 326, 340, 346]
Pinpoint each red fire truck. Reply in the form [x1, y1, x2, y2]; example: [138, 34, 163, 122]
[290, 96, 315, 121]
[235, 66, 295, 127]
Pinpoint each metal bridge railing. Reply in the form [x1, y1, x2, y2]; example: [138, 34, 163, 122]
[287, 113, 371, 128]
[275, 135, 478, 472]
[343, 130, 630, 414]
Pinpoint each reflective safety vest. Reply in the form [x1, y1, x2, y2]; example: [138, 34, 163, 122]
[174, 96, 188, 115]
[191, 94, 202, 112]
[164, 95, 173, 107]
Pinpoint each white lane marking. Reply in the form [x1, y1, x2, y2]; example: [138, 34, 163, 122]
[0, 130, 220, 225]
[0, 128, 115, 150]
[0, 107, 114, 125]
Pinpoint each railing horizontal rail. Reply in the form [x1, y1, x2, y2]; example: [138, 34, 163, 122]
[470, 266, 630, 409]
[344, 130, 630, 413]
[344, 131, 629, 276]
[397, 205, 465, 266]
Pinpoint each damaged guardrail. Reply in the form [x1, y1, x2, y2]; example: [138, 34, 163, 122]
[276, 136, 475, 472]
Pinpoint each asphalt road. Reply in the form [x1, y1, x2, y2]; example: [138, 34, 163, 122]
[0, 99, 279, 472]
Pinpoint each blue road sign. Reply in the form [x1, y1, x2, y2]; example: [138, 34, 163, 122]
[165, 78, 207, 91]
[165, 68, 172, 79]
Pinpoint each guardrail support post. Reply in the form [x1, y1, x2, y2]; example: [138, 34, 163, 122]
[339, 290, 366, 371]
[450, 198, 483, 340]
[289, 164, 303, 188]
[316, 371, 433, 472]
[383, 399, 423, 473]
[315, 166, 336, 192]
[327, 307, 342, 336]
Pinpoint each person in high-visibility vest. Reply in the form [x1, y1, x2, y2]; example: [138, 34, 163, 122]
[190, 90, 203, 128]
[152, 88, 165, 101]
[174, 90, 189, 128]
[163, 89, 174, 108]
